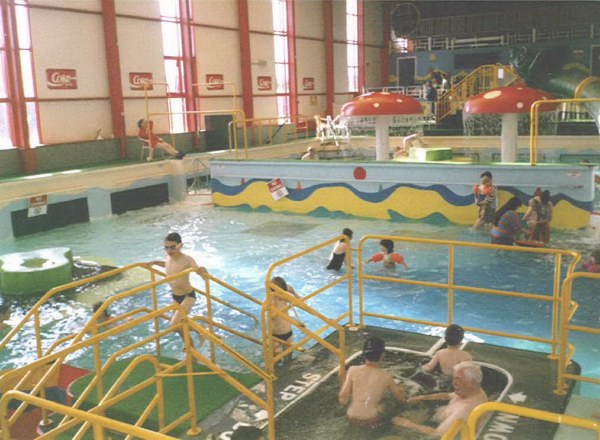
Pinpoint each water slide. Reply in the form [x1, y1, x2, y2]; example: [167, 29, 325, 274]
[509, 45, 600, 133]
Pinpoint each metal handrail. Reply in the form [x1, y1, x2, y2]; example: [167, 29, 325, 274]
[228, 114, 313, 152]
[464, 402, 600, 439]
[529, 97, 600, 166]
[0, 391, 177, 440]
[357, 235, 580, 359]
[262, 235, 353, 380]
[556, 271, 600, 394]
[436, 63, 519, 121]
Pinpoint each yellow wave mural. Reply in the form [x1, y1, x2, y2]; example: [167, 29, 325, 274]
[213, 181, 590, 229]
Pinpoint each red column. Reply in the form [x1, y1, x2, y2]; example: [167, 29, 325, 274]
[238, 0, 254, 121]
[179, 0, 198, 137]
[357, 0, 365, 94]
[323, 0, 334, 116]
[2, 0, 34, 173]
[101, 0, 127, 159]
[381, 2, 391, 87]
[286, 0, 298, 119]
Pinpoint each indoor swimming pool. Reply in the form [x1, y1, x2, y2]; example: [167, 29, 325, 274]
[0, 198, 598, 398]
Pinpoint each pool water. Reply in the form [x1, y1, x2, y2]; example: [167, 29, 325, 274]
[0, 199, 598, 397]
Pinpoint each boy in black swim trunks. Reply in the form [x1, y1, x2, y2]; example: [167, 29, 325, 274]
[269, 276, 301, 364]
[147, 232, 207, 343]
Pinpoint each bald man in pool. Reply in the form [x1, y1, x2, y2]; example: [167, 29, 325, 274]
[338, 336, 405, 427]
[393, 361, 487, 437]
[147, 232, 207, 345]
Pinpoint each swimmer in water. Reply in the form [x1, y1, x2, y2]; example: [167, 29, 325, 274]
[422, 324, 472, 377]
[338, 336, 405, 427]
[326, 228, 353, 270]
[366, 239, 409, 269]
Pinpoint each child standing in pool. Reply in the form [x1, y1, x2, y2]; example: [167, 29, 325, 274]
[339, 336, 405, 427]
[422, 324, 472, 377]
[326, 228, 353, 270]
[472, 171, 497, 230]
[147, 232, 207, 343]
[367, 239, 409, 269]
[269, 276, 301, 364]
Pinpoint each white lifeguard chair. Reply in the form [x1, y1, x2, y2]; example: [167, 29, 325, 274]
[139, 138, 164, 161]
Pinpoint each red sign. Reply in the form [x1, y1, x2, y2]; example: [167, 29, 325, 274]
[303, 77, 315, 91]
[129, 72, 153, 90]
[206, 74, 224, 90]
[257, 76, 272, 91]
[46, 69, 77, 89]
[267, 178, 289, 201]
[28, 195, 48, 217]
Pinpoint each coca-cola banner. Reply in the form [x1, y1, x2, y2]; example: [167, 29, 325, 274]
[129, 72, 153, 90]
[302, 77, 315, 91]
[46, 69, 77, 89]
[206, 74, 224, 90]
[257, 76, 272, 91]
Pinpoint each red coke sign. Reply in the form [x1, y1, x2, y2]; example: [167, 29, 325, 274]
[257, 76, 272, 91]
[129, 72, 153, 90]
[46, 69, 77, 89]
[206, 74, 224, 90]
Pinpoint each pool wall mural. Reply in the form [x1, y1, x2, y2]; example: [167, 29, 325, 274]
[210, 160, 595, 228]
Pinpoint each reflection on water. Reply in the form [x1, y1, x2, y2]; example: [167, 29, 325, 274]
[276, 350, 506, 440]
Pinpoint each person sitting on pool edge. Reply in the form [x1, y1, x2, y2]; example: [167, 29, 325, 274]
[393, 361, 487, 437]
[367, 239, 409, 269]
[422, 324, 472, 378]
[146, 232, 207, 347]
[326, 228, 353, 271]
[269, 276, 302, 365]
[338, 336, 405, 427]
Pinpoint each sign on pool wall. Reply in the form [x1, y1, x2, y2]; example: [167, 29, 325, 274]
[267, 178, 288, 201]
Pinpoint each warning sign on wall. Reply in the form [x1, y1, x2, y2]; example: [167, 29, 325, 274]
[267, 178, 289, 201]
[28, 195, 48, 217]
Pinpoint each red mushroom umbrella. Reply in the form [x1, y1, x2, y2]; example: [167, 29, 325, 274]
[341, 92, 423, 161]
[464, 86, 556, 162]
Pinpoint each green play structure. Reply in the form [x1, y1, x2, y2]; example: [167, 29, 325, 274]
[0, 247, 73, 295]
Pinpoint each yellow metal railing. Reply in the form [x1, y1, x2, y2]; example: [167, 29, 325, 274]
[0, 391, 177, 440]
[228, 115, 313, 151]
[262, 235, 353, 380]
[529, 97, 600, 166]
[357, 235, 580, 359]
[436, 64, 519, 121]
[459, 402, 600, 440]
[556, 271, 600, 394]
[0, 263, 274, 438]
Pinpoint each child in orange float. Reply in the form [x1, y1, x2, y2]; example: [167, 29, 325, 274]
[472, 175, 493, 229]
[367, 239, 409, 269]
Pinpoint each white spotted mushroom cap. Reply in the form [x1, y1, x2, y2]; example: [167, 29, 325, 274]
[463, 86, 557, 114]
[341, 92, 423, 116]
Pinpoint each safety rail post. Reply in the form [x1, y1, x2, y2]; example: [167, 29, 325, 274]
[447, 245, 455, 326]
[556, 271, 600, 394]
[529, 97, 600, 166]
[466, 402, 600, 439]
[150, 269, 162, 356]
[183, 323, 201, 436]
[356, 235, 581, 361]
[204, 274, 217, 364]
[549, 253, 562, 359]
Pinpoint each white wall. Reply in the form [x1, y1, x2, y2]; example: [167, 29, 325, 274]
[23, 0, 385, 144]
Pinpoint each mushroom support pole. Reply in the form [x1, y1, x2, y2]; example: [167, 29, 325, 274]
[501, 113, 518, 163]
[375, 116, 390, 161]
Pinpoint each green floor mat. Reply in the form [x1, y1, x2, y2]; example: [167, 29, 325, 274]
[65, 355, 261, 437]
